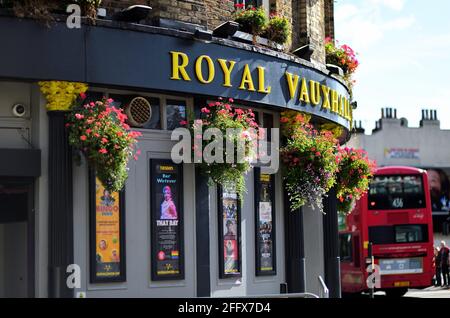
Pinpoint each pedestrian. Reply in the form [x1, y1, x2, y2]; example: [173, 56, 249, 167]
[434, 246, 442, 287]
[439, 241, 450, 288]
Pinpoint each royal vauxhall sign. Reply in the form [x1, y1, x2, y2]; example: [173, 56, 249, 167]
[0, 18, 351, 129]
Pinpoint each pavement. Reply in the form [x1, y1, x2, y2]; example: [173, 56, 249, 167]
[405, 286, 450, 298]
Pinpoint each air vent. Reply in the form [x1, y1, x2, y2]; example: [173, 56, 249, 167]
[125, 97, 152, 127]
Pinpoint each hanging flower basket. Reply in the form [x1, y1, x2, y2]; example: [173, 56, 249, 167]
[336, 147, 376, 214]
[262, 14, 290, 45]
[234, 5, 267, 43]
[66, 96, 142, 192]
[280, 111, 340, 211]
[183, 98, 259, 198]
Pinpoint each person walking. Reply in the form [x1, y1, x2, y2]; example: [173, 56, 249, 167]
[434, 246, 442, 287]
[439, 241, 450, 288]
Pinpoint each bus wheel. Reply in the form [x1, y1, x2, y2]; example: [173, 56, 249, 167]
[385, 288, 408, 297]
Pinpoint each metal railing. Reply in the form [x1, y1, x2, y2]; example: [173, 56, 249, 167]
[318, 276, 329, 298]
[220, 292, 319, 299]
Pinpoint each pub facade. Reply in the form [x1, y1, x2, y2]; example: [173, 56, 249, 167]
[0, 0, 351, 298]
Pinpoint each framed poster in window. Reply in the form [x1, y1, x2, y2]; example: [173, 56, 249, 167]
[150, 159, 184, 281]
[218, 186, 242, 278]
[89, 171, 126, 283]
[254, 168, 276, 276]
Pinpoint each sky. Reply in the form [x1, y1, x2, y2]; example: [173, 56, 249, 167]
[334, 0, 450, 133]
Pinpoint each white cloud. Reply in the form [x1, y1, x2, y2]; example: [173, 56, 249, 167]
[370, 0, 406, 11]
[335, 0, 450, 132]
[381, 15, 415, 30]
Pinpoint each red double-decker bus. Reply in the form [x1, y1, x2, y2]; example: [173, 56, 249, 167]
[339, 166, 434, 297]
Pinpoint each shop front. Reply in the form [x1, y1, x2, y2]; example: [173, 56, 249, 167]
[0, 15, 351, 297]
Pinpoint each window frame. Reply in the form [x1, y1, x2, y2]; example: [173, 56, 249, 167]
[87, 88, 193, 131]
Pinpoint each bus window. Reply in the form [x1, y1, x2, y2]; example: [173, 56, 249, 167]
[368, 175, 426, 210]
[369, 224, 428, 245]
[339, 233, 353, 262]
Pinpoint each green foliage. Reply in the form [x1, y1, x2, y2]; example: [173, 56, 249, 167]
[185, 99, 259, 199]
[280, 112, 340, 211]
[234, 6, 268, 35]
[335, 147, 376, 214]
[66, 96, 142, 192]
[263, 15, 290, 44]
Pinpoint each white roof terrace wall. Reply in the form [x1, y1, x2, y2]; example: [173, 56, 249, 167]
[348, 118, 450, 168]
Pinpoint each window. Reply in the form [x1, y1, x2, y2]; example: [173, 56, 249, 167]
[166, 99, 187, 130]
[108, 94, 161, 129]
[262, 113, 274, 141]
[339, 233, 353, 262]
[235, 0, 260, 8]
[368, 175, 426, 210]
[369, 225, 428, 245]
[87, 90, 192, 131]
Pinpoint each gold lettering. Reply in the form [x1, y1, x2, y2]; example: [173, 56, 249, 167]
[321, 85, 331, 110]
[257, 66, 272, 93]
[309, 80, 321, 106]
[339, 95, 345, 116]
[170, 51, 191, 81]
[331, 90, 339, 113]
[285, 72, 300, 99]
[239, 64, 256, 91]
[217, 59, 236, 87]
[195, 55, 215, 84]
[299, 78, 310, 103]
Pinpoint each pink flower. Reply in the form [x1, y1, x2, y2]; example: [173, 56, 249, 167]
[75, 113, 84, 120]
[179, 120, 188, 126]
[99, 149, 108, 154]
[80, 135, 87, 141]
[201, 107, 210, 114]
[79, 92, 87, 100]
[229, 98, 234, 103]
[106, 98, 114, 104]
[101, 138, 108, 144]
[86, 128, 92, 134]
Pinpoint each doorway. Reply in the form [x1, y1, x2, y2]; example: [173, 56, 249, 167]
[0, 177, 35, 298]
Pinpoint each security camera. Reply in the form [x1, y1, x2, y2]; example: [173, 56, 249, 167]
[12, 104, 27, 117]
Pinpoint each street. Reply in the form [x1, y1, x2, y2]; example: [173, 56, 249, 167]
[405, 287, 450, 298]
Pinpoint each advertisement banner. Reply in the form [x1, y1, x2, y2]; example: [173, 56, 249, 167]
[90, 174, 126, 282]
[150, 159, 184, 280]
[219, 188, 241, 278]
[255, 171, 276, 276]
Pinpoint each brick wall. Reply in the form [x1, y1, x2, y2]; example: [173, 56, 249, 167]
[324, 0, 334, 40]
[101, 0, 328, 63]
[292, 0, 326, 64]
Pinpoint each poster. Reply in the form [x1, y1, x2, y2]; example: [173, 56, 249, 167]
[150, 160, 184, 280]
[219, 188, 241, 278]
[90, 174, 126, 282]
[426, 168, 450, 213]
[255, 172, 276, 276]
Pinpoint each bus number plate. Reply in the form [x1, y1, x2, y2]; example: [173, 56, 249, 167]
[394, 281, 410, 287]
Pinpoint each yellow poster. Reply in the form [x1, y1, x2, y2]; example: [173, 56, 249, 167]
[95, 177, 121, 277]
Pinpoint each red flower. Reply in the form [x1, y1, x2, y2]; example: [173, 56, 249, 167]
[201, 107, 210, 114]
[80, 92, 87, 100]
[99, 148, 108, 154]
[179, 120, 188, 126]
[101, 138, 108, 144]
[80, 135, 87, 141]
